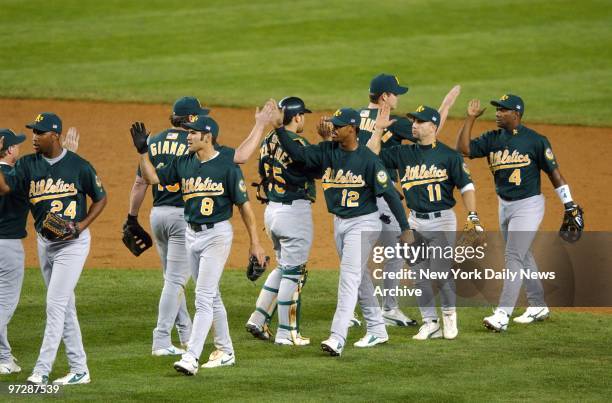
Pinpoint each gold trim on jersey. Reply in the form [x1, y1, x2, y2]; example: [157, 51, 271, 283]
[29, 179, 78, 204]
[183, 191, 224, 201]
[489, 149, 531, 172]
[321, 168, 365, 190]
[181, 177, 225, 199]
[400, 164, 448, 191]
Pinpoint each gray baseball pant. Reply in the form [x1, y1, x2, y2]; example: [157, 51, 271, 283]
[376, 197, 406, 310]
[0, 239, 24, 364]
[330, 212, 386, 344]
[497, 194, 547, 315]
[150, 206, 192, 350]
[33, 229, 90, 375]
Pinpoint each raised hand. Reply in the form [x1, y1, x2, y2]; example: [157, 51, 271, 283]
[442, 85, 461, 109]
[375, 102, 396, 131]
[63, 127, 80, 152]
[255, 99, 276, 125]
[130, 122, 149, 154]
[317, 117, 333, 140]
[268, 99, 284, 128]
[467, 99, 486, 118]
[0, 135, 4, 151]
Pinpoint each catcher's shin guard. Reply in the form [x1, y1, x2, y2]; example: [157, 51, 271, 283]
[277, 265, 308, 341]
[249, 267, 282, 330]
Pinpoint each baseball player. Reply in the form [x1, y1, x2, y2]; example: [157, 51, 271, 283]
[274, 107, 414, 356]
[456, 95, 584, 331]
[246, 96, 317, 346]
[126, 97, 275, 356]
[369, 104, 482, 340]
[131, 115, 266, 375]
[0, 129, 28, 375]
[0, 112, 107, 385]
[358, 74, 461, 326]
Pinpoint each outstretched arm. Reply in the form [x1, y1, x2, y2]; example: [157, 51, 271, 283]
[62, 127, 80, 153]
[138, 154, 160, 185]
[456, 99, 486, 156]
[437, 85, 461, 134]
[0, 137, 10, 195]
[233, 100, 275, 164]
[238, 201, 266, 265]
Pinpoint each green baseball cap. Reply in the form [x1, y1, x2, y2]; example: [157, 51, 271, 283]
[490, 94, 524, 115]
[407, 105, 441, 126]
[173, 96, 210, 116]
[329, 108, 361, 127]
[25, 112, 62, 134]
[0, 128, 26, 151]
[182, 115, 219, 138]
[369, 74, 409, 95]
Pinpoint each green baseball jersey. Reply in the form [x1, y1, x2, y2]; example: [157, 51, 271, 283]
[358, 107, 416, 182]
[157, 152, 248, 225]
[139, 128, 190, 207]
[258, 129, 316, 203]
[469, 125, 558, 201]
[137, 129, 237, 207]
[8, 151, 106, 233]
[0, 164, 29, 239]
[279, 138, 391, 218]
[381, 141, 472, 213]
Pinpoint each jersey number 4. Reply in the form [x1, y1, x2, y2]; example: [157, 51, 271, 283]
[509, 169, 522, 186]
[50, 200, 77, 219]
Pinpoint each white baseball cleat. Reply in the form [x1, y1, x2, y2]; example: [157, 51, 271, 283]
[442, 310, 458, 340]
[26, 372, 49, 385]
[383, 308, 418, 327]
[173, 353, 199, 376]
[245, 321, 273, 341]
[349, 313, 362, 328]
[412, 320, 443, 340]
[513, 307, 550, 324]
[0, 358, 21, 374]
[275, 334, 311, 346]
[53, 372, 91, 385]
[201, 350, 235, 368]
[152, 345, 186, 356]
[483, 309, 510, 332]
[320, 338, 343, 357]
[354, 334, 389, 348]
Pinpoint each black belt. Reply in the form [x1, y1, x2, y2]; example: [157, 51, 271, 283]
[413, 211, 442, 220]
[499, 194, 536, 202]
[188, 222, 215, 232]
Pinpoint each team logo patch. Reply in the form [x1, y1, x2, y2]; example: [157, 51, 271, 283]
[463, 162, 471, 175]
[333, 109, 342, 117]
[239, 179, 247, 192]
[500, 94, 509, 101]
[95, 175, 103, 189]
[35, 114, 44, 122]
[416, 105, 425, 112]
[376, 170, 388, 184]
[360, 110, 370, 118]
[166, 132, 179, 140]
[189, 115, 198, 123]
[545, 147, 555, 160]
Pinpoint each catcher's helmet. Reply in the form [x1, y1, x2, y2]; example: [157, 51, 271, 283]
[278, 96, 311, 125]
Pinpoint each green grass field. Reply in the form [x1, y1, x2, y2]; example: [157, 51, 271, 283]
[2, 268, 611, 402]
[1, 0, 611, 126]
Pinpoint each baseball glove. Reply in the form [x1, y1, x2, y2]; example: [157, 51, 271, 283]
[41, 212, 80, 241]
[246, 255, 270, 282]
[559, 202, 584, 243]
[122, 215, 153, 256]
[457, 212, 486, 248]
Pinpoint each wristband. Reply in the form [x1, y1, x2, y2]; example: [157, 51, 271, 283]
[555, 184, 573, 205]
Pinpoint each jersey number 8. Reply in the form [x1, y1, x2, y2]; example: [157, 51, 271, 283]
[50, 200, 77, 219]
[200, 197, 214, 216]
